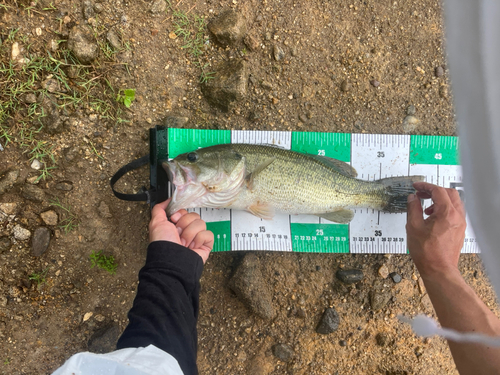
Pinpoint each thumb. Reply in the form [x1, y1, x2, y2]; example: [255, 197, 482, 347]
[407, 194, 424, 228]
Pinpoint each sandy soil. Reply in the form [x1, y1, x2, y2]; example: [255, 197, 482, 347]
[0, 0, 498, 374]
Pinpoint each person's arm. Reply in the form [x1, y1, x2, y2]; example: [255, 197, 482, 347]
[407, 182, 500, 375]
[116, 200, 213, 375]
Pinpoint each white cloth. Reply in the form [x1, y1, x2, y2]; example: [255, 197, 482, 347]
[52, 345, 184, 375]
[444, 0, 500, 300]
[406, 0, 500, 346]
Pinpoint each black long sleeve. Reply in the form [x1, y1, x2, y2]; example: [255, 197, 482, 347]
[116, 241, 204, 375]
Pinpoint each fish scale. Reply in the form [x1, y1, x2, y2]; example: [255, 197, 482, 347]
[222, 144, 388, 215]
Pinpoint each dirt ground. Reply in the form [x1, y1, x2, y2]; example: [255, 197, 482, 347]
[0, 0, 498, 374]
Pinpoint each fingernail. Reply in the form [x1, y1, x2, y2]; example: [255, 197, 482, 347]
[181, 238, 186, 246]
[177, 227, 182, 236]
[408, 194, 416, 202]
[171, 213, 181, 222]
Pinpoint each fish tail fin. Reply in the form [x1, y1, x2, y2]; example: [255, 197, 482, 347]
[376, 176, 425, 213]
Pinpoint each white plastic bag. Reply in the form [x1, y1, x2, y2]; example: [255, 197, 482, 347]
[52, 345, 184, 375]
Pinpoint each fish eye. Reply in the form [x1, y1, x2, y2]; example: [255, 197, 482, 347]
[187, 152, 198, 162]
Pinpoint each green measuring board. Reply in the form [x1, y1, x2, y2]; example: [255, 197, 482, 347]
[161, 128, 476, 254]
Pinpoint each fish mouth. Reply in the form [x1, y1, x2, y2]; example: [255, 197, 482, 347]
[162, 160, 206, 216]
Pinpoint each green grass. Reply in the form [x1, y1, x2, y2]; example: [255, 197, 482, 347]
[167, 2, 215, 83]
[29, 267, 49, 285]
[89, 250, 118, 275]
[116, 88, 136, 108]
[49, 198, 78, 233]
[0, 17, 133, 180]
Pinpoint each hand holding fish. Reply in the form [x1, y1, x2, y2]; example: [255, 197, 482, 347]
[406, 181, 467, 280]
[149, 199, 214, 264]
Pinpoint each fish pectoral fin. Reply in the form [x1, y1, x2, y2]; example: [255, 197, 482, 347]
[317, 209, 355, 223]
[310, 155, 358, 177]
[247, 201, 275, 220]
[246, 157, 276, 190]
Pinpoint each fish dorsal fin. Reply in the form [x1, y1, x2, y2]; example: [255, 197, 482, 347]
[317, 209, 355, 223]
[309, 155, 357, 177]
[246, 157, 276, 190]
[247, 201, 275, 220]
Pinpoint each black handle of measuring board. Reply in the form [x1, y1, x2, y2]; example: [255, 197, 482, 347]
[149, 126, 171, 208]
[110, 155, 151, 202]
[110, 126, 171, 206]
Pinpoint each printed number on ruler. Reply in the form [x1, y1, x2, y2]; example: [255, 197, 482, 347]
[349, 134, 411, 254]
[231, 210, 292, 251]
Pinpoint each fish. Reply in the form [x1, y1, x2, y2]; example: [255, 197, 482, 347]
[162, 144, 424, 223]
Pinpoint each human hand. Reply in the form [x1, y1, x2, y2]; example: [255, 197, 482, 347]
[149, 199, 214, 264]
[406, 181, 467, 280]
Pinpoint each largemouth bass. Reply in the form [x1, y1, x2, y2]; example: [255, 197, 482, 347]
[163, 144, 423, 223]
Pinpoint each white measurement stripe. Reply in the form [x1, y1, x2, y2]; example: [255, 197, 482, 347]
[231, 130, 292, 149]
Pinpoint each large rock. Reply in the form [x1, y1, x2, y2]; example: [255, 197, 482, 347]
[149, 0, 166, 14]
[82, 0, 95, 20]
[21, 184, 45, 202]
[40, 210, 58, 226]
[106, 28, 121, 50]
[228, 253, 276, 320]
[272, 343, 294, 362]
[68, 26, 98, 64]
[0, 203, 19, 215]
[208, 9, 247, 46]
[0, 236, 12, 253]
[336, 269, 364, 284]
[316, 307, 340, 334]
[40, 95, 63, 134]
[32, 227, 51, 256]
[87, 324, 121, 353]
[201, 59, 248, 112]
[369, 289, 391, 311]
[0, 169, 19, 195]
[55, 181, 74, 191]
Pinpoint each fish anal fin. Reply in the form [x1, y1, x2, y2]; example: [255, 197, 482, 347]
[310, 155, 357, 177]
[246, 157, 276, 190]
[247, 201, 275, 220]
[317, 209, 354, 224]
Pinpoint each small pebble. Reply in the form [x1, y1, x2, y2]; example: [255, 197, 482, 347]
[340, 80, 351, 92]
[402, 115, 421, 133]
[272, 343, 294, 362]
[439, 85, 448, 98]
[31, 159, 43, 170]
[13, 225, 31, 241]
[417, 277, 426, 294]
[389, 272, 402, 283]
[406, 104, 416, 116]
[55, 181, 74, 191]
[435, 66, 444, 77]
[299, 114, 308, 123]
[339, 340, 347, 347]
[273, 44, 285, 61]
[378, 264, 389, 279]
[370, 80, 380, 87]
[32, 227, 51, 256]
[83, 312, 93, 322]
[336, 269, 364, 284]
[376, 332, 390, 347]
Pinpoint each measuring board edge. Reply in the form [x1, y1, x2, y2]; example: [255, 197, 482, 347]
[158, 127, 476, 254]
